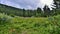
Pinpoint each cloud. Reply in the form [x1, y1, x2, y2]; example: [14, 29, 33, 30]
[0, 0, 56, 10]
[38, 0, 56, 11]
[0, 0, 22, 8]
[0, 0, 39, 10]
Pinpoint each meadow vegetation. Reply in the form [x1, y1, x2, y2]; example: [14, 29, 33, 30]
[0, 13, 60, 34]
[0, 3, 60, 34]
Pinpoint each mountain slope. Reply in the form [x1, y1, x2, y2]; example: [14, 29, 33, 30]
[0, 4, 60, 17]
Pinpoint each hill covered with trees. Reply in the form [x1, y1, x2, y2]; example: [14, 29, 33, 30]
[0, 3, 60, 17]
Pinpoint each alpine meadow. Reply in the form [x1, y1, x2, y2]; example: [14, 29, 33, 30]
[0, 0, 60, 34]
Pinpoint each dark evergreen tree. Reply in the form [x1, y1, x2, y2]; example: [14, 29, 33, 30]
[23, 9, 25, 17]
[37, 7, 41, 13]
[43, 5, 51, 17]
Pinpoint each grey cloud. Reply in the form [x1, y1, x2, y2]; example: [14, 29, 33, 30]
[0, 0, 40, 9]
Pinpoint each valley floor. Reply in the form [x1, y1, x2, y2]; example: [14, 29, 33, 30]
[0, 13, 60, 34]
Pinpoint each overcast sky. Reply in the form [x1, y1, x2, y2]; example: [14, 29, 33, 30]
[0, 0, 56, 10]
[0, 0, 40, 10]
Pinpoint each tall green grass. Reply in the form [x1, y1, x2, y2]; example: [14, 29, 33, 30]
[0, 13, 60, 34]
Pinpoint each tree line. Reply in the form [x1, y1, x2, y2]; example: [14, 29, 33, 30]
[0, 1, 60, 17]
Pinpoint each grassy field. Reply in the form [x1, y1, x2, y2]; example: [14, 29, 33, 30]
[0, 13, 60, 34]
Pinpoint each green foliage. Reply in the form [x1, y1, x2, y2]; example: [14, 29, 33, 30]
[0, 4, 60, 17]
[0, 2, 60, 34]
[0, 13, 60, 34]
[0, 13, 12, 25]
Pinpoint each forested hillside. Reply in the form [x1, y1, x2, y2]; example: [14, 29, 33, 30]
[0, 4, 60, 17]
